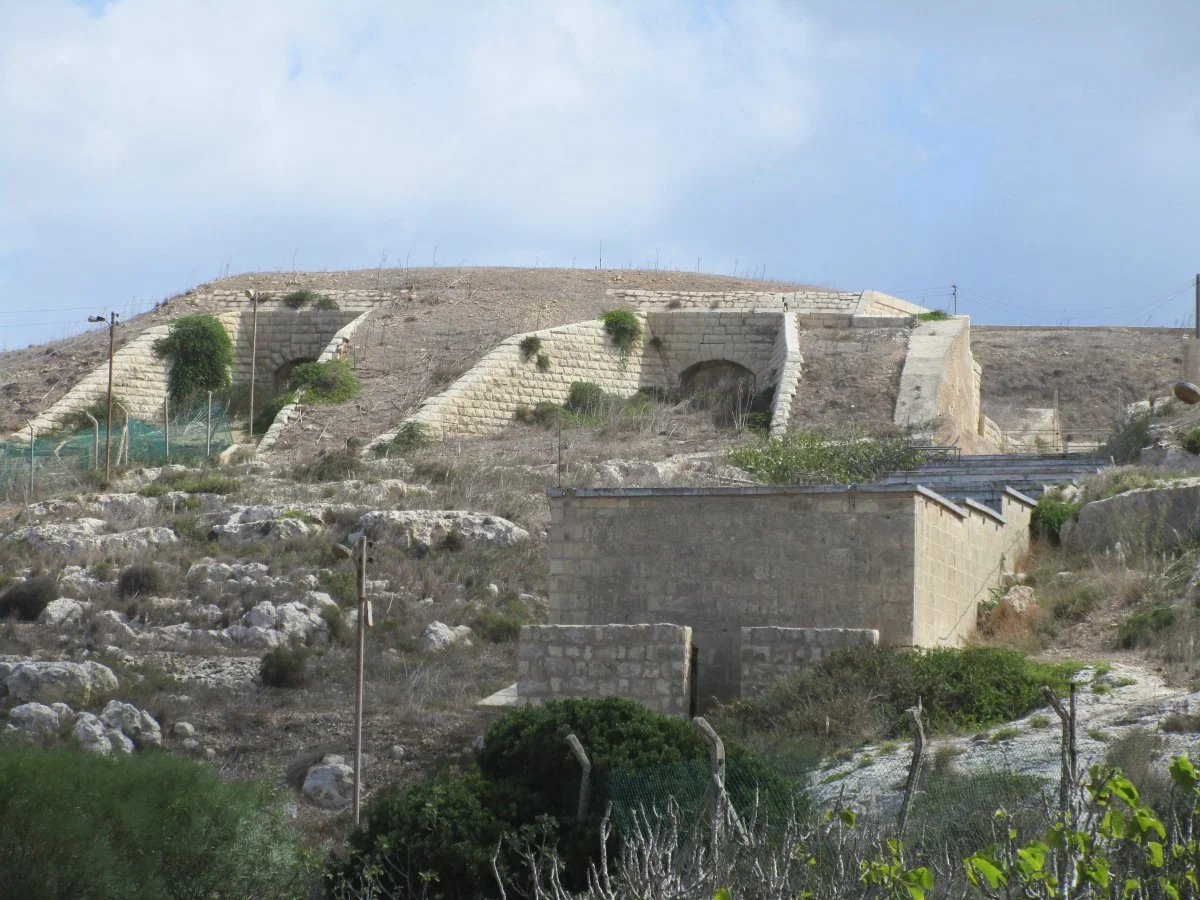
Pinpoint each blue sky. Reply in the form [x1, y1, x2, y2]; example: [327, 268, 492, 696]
[2, 0, 1199, 349]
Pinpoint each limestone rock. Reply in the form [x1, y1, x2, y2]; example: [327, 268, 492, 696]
[243, 601, 278, 629]
[303, 591, 337, 612]
[351, 510, 528, 554]
[38, 598, 85, 628]
[72, 712, 113, 754]
[302, 754, 356, 808]
[1067, 479, 1200, 554]
[419, 621, 473, 652]
[3, 661, 118, 706]
[9, 702, 62, 745]
[275, 602, 328, 642]
[2, 519, 177, 554]
[1000, 585, 1036, 615]
[223, 624, 287, 649]
[172, 721, 196, 738]
[100, 700, 163, 749]
[93, 610, 137, 642]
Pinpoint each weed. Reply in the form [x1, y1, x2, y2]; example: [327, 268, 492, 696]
[89, 561, 116, 582]
[600, 309, 643, 355]
[536, 352, 551, 372]
[1103, 414, 1152, 464]
[989, 726, 1020, 743]
[728, 430, 930, 485]
[518, 335, 543, 361]
[260, 646, 311, 688]
[1087, 726, 1111, 742]
[382, 421, 429, 456]
[296, 442, 365, 482]
[441, 527, 466, 552]
[1031, 494, 1081, 543]
[117, 563, 165, 598]
[1162, 712, 1200, 733]
[914, 310, 952, 322]
[1029, 714, 1051, 729]
[290, 358, 360, 404]
[281, 288, 320, 309]
[1117, 605, 1178, 648]
[312, 294, 340, 310]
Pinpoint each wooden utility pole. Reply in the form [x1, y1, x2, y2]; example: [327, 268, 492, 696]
[1194, 274, 1198, 339]
[89, 312, 119, 482]
[951, 283, 957, 315]
[352, 535, 372, 825]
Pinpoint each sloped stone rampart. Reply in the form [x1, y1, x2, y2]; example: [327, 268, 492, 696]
[768, 313, 803, 436]
[894, 316, 990, 449]
[517, 623, 693, 716]
[609, 288, 873, 314]
[739, 626, 879, 693]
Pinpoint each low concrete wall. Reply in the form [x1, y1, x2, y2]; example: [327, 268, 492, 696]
[517, 623, 693, 716]
[740, 626, 879, 694]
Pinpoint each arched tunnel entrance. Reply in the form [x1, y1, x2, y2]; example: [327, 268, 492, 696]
[677, 360, 768, 428]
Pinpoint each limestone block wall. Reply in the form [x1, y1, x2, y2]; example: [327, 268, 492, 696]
[229, 308, 360, 387]
[203, 288, 388, 313]
[374, 318, 649, 442]
[894, 317, 987, 449]
[912, 488, 1034, 646]
[768, 313, 803, 437]
[642, 311, 783, 389]
[548, 486, 919, 704]
[739, 626, 879, 694]
[863, 290, 931, 317]
[517, 623, 693, 716]
[610, 288, 888, 315]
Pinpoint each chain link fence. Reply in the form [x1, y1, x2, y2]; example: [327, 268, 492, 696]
[0, 401, 233, 503]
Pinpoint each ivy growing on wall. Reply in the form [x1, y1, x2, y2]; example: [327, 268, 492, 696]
[153, 314, 234, 408]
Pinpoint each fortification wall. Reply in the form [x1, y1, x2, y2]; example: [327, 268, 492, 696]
[230, 309, 360, 387]
[912, 488, 1033, 646]
[894, 317, 989, 449]
[643, 311, 783, 388]
[548, 487, 918, 704]
[739, 626, 879, 694]
[768, 313, 803, 436]
[517, 623, 693, 716]
[609, 288, 868, 314]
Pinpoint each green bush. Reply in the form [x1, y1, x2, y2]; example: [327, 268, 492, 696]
[281, 288, 321, 309]
[471, 598, 532, 643]
[312, 294, 340, 310]
[290, 358, 360, 404]
[914, 310, 952, 322]
[1183, 427, 1200, 455]
[260, 646, 310, 688]
[117, 564, 165, 599]
[536, 351, 551, 372]
[1031, 493, 1081, 543]
[518, 335, 542, 361]
[332, 698, 711, 898]
[1104, 414, 1151, 464]
[0, 576, 57, 621]
[565, 381, 610, 417]
[728, 430, 930, 485]
[1050, 583, 1100, 622]
[383, 421, 429, 455]
[0, 738, 305, 899]
[600, 309, 643, 355]
[153, 315, 235, 408]
[1117, 606, 1178, 648]
[137, 472, 240, 497]
[296, 443, 365, 482]
[726, 645, 1078, 748]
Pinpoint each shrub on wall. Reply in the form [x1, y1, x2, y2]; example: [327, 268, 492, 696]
[312, 294, 340, 310]
[600, 309, 643, 355]
[290, 358, 360, 404]
[518, 335, 542, 361]
[154, 314, 235, 408]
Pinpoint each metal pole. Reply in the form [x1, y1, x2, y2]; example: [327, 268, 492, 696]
[565, 734, 592, 822]
[27, 423, 34, 503]
[1194, 274, 1198, 340]
[206, 391, 212, 457]
[163, 393, 170, 462]
[353, 534, 368, 825]
[85, 412, 98, 469]
[249, 291, 258, 440]
[105, 312, 117, 482]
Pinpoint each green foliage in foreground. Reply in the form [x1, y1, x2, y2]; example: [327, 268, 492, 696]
[600, 308, 643, 355]
[153, 314, 235, 408]
[290, 358, 361, 404]
[1104, 413, 1151, 464]
[726, 645, 1080, 747]
[728, 430, 930, 485]
[0, 739, 306, 899]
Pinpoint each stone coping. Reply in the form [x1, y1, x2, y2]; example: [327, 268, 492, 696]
[963, 497, 1007, 524]
[1003, 487, 1039, 508]
[549, 481, 965, 510]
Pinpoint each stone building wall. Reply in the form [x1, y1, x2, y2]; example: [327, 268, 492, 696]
[229, 308, 360, 387]
[548, 486, 919, 704]
[912, 488, 1034, 646]
[517, 623, 693, 716]
[642, 310, 783, 390]
[739, 626, 879, 694]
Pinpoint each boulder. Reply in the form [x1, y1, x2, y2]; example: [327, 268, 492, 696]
[302, 754, 356, 808]
[303, 591, 338, 612]
[3, 661, 118, 706]
[37, 598, 84, 628]
[243, 601, 278, 629]
[172, 721, 196, 738]
[275, 603, 328, 642]
[2, 519, 177, 555]
[100, 700, 162, 749]
[419, 621, 473, 652]
[223, 625, 286, 649]
[92, 610, 137, 642]
[1138, 443, 1200, 473]
[1066, 479, 1200, 554]
[1001, 585, 1036, 615]
[8, 702, 62, 745]
[72, 712, 114, 754]
[351, 510, 529, 554]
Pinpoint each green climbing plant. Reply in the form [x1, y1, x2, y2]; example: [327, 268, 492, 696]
[153, 314, 235, 408]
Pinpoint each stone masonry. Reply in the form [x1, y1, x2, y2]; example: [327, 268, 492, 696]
[739, 626, 880, 694]
[518, 623, 693, 716]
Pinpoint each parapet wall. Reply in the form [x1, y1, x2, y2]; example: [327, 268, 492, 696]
[739, 626, 879, 694]
[894, 317, 986, 449]
[517, 623, 693, 716]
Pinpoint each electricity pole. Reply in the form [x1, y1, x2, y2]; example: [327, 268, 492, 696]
[1194, 274, 1198, 340]
[951, 284, 957, 315]
[88, 312, 119, 482]
[333, 535, 374, 825]
[246, 290, 259, 439]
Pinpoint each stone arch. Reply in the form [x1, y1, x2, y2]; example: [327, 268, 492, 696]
[273, 356, 316, 391]
[678, 360, 756, 397]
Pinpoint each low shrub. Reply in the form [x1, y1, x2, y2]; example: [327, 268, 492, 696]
[260, 646, 310, 688]
[117, 564, 164, 599]
[600, 309, 643, 355]
[1031, 493, 1081, 543]
[1103, 414, 1151, 464]
[137, 472, 240, 497]
[296, 443, 365, 482]
[385, 421, 429, 455]
[471, 598, 532, 643]
[290, 358, 360, 404]
[89, 561, 116, 582]
[518, 335, 542, 361]
[1050, 583, 1100, 622]
[914, 310, 952, 322]
[1116, 605, 1178, 648]
[566, 380, 609, 416]
[725, 645, 1078, 749]
[281, 288, 319, 309]
[0, 576, 58, 621]
[312, 294, 340, 310]
[153, 314, 234, 408]
[536, 351, 551, 372]
[441, 527, 466, 551]
[728, 430, 930, 485]
[1184, 427, 1200, 455]
[0, 737, 306, 898]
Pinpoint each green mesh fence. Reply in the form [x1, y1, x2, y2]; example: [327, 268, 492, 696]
[0, 401, 232, 502]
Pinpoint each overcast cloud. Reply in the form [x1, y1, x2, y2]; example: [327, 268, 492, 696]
[2, 0, 1199, 348]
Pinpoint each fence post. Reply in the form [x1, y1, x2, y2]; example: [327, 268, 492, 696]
[565, 733, 591, 823]
[897, 700, 926, 839]
[27, 423, 34, 504]
[85, 412, 99, 470]
[206, 391, 212, 457]
[164, 393, 170, 462]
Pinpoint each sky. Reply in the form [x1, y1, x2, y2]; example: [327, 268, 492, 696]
[2, 0, 1199, 350]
